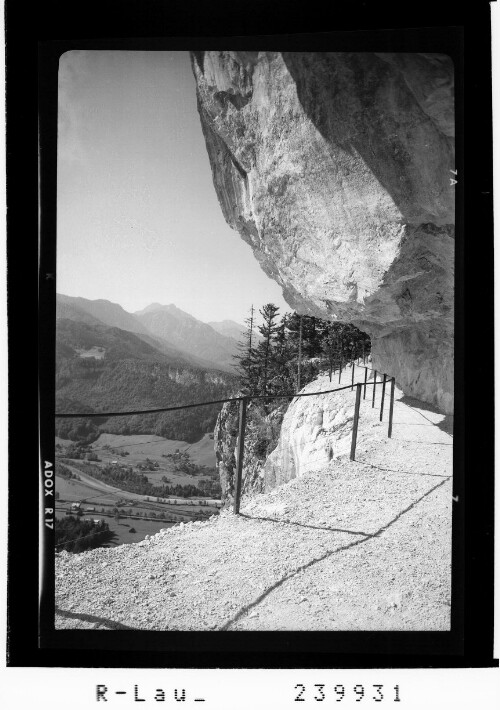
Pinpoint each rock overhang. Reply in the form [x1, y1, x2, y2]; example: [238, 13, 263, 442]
[191, 51, 455, 413]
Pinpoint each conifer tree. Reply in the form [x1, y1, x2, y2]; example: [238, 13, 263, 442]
[321, 326, 338, 381]
[255, 303, 280, 396]
[272, 320, 293, 393]
[233, 305, 258, 394]
[297, 315, 303, 391]
[234, 305, 370, 397]
[301, 315, 323, 358]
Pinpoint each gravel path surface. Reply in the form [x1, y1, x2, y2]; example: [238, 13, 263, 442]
[55, 380, 453, 631]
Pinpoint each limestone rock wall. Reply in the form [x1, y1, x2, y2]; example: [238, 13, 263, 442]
[263, 374, 355, 491]
[214, 398, 287, 504]
[214, 373, 362, 499]
[214, 398, 240, 504]
[191, 51, 455, 413]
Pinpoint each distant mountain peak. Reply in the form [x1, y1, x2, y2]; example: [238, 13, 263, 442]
[135, 306, 239, 370]
[208, 319, 246, 343]
[210, 319, 245, 328]
[56, 293, 151, 336]
[134, 302, 193, 318]
[56, 294, 239, 373]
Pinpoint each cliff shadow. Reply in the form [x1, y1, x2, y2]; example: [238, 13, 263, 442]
[55, 606, 136, 630]
[355, 459, 452, 478]
[222, 477, 450, 630]
[239, 512, 372, 537]
[398, 394, 454, 436]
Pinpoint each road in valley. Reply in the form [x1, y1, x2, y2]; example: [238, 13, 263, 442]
[60, 461, 221, 511]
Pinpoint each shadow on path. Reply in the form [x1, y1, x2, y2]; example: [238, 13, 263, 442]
[221, 477, 450, 630]
[239, 513, 372, 537]
[355, 460, 452, 478]
[390, 439, 452, 446]
[397, 395, 454, 436]
[55, 606, 135, 630]
[392, 422, 439, 427]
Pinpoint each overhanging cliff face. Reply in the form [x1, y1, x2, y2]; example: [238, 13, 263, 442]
[191, 52, 455, 413]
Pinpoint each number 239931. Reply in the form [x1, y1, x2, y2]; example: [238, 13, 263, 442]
[294, 684, 401, 703]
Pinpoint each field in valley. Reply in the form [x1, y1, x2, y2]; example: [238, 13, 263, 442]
[56, 432, 217, 487]
[55, 431, 221, 548]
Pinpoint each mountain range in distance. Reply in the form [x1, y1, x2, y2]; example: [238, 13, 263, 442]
[207, 319, 247, 342]
[56, 293, 247, 373]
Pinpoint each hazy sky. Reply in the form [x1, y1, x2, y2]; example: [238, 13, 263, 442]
[57, 50, 289, 325]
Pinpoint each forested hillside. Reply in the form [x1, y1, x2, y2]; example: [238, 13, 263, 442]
[56, 304, 370, 447]
[55, 319, 238, 444]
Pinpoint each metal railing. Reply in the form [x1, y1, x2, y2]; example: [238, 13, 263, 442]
[55, 358, 396, 516]
[230, 364, 396, 514]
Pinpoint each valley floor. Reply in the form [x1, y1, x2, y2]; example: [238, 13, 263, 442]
[55, 374, 453, 631]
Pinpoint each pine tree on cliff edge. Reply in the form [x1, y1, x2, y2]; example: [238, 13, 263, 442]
[233, 304, 258, 395]
[256, 303, 280, 397]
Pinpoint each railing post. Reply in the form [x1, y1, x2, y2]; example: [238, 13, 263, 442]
[388, 377, 396, 438]
[351, 359, 355, 390]
[296, 315, 303, 393]
[363, 367, 368, 399]
[350, 383, 362, 461]
[379, 374, 387, 421]
[371, 370, 377, 408]
[233, 397, 248, 514]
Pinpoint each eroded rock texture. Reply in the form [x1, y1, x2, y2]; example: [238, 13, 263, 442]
[263, 373, 358, 491]
[214, 399, 287, 504]
[191, 51, 455, 413]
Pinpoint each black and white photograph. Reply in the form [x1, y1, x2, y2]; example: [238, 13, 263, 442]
[4, 2, 492, 689]
[50, 47, 457, 634]
[5, 0, 500, 704]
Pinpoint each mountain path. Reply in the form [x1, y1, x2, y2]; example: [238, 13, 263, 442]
[55, 375, 453, 631]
